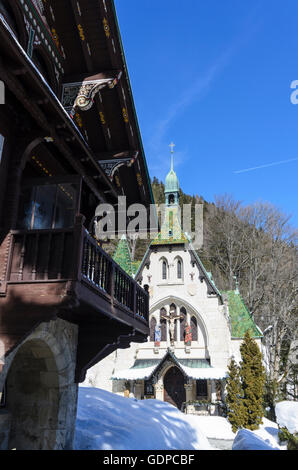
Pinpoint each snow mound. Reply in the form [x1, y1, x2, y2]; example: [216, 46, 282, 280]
[232, 429, 281, 450]
[185, 415, 236, 440]
[74, 387, 213, 450]
[275, 401, 298, 434]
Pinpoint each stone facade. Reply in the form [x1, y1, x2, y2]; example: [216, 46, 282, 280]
[0, 318, 78, 450]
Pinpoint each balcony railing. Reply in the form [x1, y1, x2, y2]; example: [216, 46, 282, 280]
[5, 220, 149, 323]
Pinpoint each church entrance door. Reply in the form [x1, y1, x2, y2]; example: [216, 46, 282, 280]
[163, 366, 186, 410]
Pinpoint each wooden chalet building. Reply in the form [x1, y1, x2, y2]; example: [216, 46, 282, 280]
[0, 0, 153, 449]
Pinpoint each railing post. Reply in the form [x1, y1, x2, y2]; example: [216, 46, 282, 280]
[109, 262, 115, 304]
[73, 214, 86, 282]
[145, 288, 149, 322]
[0, 232, 12, 296]
[132, 282, 137, 318]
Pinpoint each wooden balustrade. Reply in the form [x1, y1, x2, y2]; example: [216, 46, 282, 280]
[6, 225, 149, 324]
[8, 228, 75, 282]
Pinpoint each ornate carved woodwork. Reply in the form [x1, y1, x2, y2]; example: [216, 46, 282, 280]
[61, 71, 122, 115]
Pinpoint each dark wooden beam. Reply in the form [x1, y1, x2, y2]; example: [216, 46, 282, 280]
[63, 70, 122, 84]
[94, 150, 138, 161]
[70, 0, 94, 73]
[11, 67, 27, 76]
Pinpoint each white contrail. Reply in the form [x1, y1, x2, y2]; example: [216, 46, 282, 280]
[234, 158, 298, 174]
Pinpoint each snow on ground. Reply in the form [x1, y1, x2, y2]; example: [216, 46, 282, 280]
[185, 415, 236, 441]
[233, 402, 298, 450]
[232, 418, 287, 450]
[74, 387, 290, 451]
[75, 387, 213, 450]
[232, 429, 282, 451]
[275, 401, 298, 434]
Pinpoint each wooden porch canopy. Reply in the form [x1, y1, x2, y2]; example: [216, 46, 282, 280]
[112, 351, 228, 381]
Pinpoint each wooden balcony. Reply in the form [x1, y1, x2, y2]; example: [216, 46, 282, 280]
[1, 216, 149, 381]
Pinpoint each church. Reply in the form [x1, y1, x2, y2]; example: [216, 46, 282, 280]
[84, 148, 263, 416]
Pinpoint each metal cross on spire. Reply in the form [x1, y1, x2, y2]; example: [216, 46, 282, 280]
[169, 142, 175, 170]
[169, 142, 175, 153]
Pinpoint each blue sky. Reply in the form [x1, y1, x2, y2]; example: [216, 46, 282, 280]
[115, 0, 298, 226]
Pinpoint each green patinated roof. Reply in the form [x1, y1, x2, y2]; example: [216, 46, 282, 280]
[151, 208, 188, 246]
[165, 154, 179, 193]
[113, 237, 142, 277]
[131, 260, 141, 275]
[130, 358, 211, 369]
[165, 168, 179, 193]
[113, 235, 133, 277]
[223, 290, 263, 338]
[151, 232, 188, 246]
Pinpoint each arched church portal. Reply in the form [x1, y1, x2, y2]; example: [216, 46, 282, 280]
[163, 366, 186, 410]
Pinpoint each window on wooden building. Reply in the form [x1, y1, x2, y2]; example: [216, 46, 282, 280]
[18, 182, 78, 230]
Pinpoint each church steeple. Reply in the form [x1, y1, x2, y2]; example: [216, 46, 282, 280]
[165, 142, 180, 206]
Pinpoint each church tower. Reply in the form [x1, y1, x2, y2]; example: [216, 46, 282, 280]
[164, 142, 180, 207]
[158, 144, 187, 244]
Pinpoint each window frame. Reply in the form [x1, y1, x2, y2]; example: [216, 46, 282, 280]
[161, 258, 168, 280]
[19, 175, 82, 230]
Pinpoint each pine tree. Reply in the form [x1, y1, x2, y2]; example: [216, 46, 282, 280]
[240, 330, 266, 430]
[226, 358, 246, 432]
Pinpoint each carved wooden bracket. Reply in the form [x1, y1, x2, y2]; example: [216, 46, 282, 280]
[61, 70, 122, 115]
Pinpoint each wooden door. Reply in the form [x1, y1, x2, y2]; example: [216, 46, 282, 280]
[163, 366, 186, 410]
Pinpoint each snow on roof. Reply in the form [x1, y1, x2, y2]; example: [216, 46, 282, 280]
[112, 365, 157, 380]
[178, 364, 227, 380]
[112, 354, 227, 381]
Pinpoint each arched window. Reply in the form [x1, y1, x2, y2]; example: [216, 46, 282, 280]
[190, 316, 198, 341]
[177, 259, 182, 279]
[161, 258, 168, 280]
[169, 303, 176, 315]
[160, 308, 167, 341]
[180, 307, 186, 341]
[168, 194, 175, 205]
[150, 316, 156, 342]
[162, 261, 167, 279]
